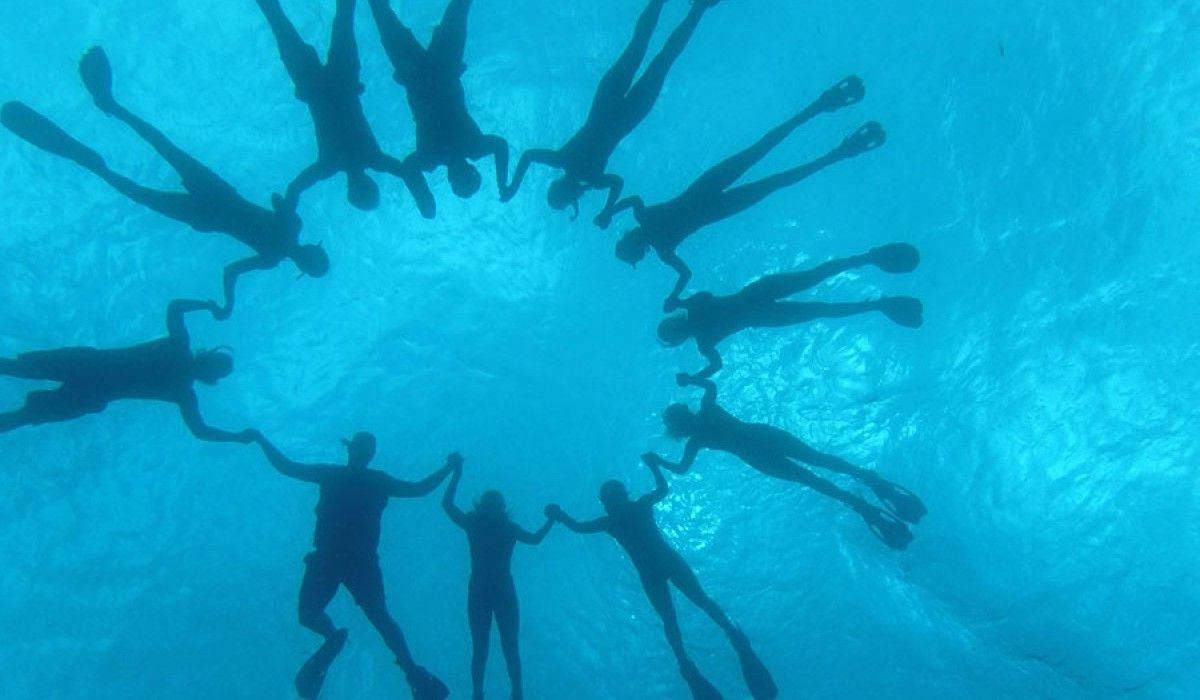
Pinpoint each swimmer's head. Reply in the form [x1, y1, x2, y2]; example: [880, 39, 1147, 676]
[192, 349, 234, 386]
[292, 243, 330, 278]
[447, 160, 483, 198]
[474, 490, 508, 520]
[547, 177, 583, 212]
[615, 229, 648, 266]
[346, 170, 381, 211]
[662, 403, 698, 438]
[342, 431, 377, 469]
[599, 480, 629, 511]
[657, 314, 691, 346]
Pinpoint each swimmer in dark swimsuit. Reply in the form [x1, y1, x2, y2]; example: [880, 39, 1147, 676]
[644, 375, 923, 550]
[660, 244, 924, 380]
[547, 460, 777, 700]
[442, 458, 553, 700]
[0, 48, 329, 318]
[256, 0, 435, 215]
[0, 299, 251, 443]
[252, 432, 457, 700]
[604, 76, 883, 308]
[504, 0, 724, 218]
[366, 0, 509, 200]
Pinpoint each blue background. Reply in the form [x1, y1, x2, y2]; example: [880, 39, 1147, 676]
[1, 1, 1198, 697]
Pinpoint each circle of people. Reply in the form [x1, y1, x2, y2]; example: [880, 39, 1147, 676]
[0, 1, 927, 699]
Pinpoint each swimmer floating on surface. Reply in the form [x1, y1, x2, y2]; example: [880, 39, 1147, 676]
[503, 0, 725, 218]
[547, 459, 777, 700]
[256, 0, 435, 215]
[442, 457, 554, 700]
[0, 299, 251, 443]
[660, 244, 923, 380]
[0, 47, 330, 318]
[644, 375, 924, 550]
[605, 76, 883, 308]
[252, 431, 457, 700]
[366, 0, 509, 202]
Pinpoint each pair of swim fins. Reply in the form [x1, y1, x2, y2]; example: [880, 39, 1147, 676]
[293, 630, 448, 700]
[680, 631, 778, 700]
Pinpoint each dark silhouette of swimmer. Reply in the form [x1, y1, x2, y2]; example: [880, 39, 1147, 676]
[0, 47, 329, 318]
[603, 76, 884, 308]
[366, 0, 508, 200]
[442, 458, 553, 700]
[661, 244, 924, 380]
[0, 299, 251, 442]
[645, 375, 923, 550]
[504, 0, 724, 218]
[547, 460, 777, 700]
[256, 0, 435, 215]
[252, 431, 457, 699]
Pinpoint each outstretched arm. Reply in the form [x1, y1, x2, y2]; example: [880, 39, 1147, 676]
[692, 343, 723, 381]
[644, 439, 701, 475]
[591, 174, 626, 229]
[639, 458, 669, 505]
[166, 298, 219, 343]
[252, 431, 332, 483]
[386, 452, 462, 498]
[514, 518, 554, 545]
[216, 256, 273, 320]
[659, 251, 692, 311]
[441, 461, 468, 529]
[178, 392, 253, 444]
[605, 194, 647, 221]
[545, 504, 608, 534]
[680, 374, 719, 409]
[502, 148, 562, 201]
[284, 163, 333, 208]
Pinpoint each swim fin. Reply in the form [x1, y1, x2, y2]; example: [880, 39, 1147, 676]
[406, 665, 449, 700]
[861, 507, 913, 550]
[869, 243, 920, 273]
[294, 628, 348, 699]
[79, 46, 117, 113]
[680, 660, 724, 700]
[730, 630, 778, 700]
[869, 479, 927, 524]
[0, 102, 107, 171]
[879, 296, 924, 329]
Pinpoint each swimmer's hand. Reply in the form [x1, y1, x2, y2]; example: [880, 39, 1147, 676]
[445, 452, 464, 470]
[235, 429, 258, 444]
[544, 504, 564, 520]
[675, 373, 694, 387]
[641, 452, 663, 467]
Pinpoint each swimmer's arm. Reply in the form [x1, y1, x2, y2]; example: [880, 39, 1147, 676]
[684, 375, 719, 409]
[253, 431, 331, 483]
[284, 163, 332, 208]
[166, 298, 220, 342]
[640, 460, 669, 504]
[546, 505, 608, 534]
[693, 344, 723, 381]
[515, 518, 554, 545]
[386, 452, 462, 498]
[606, 195, 646, 221]
[481, 134, 510, 193]
[660, 251, 692, 312]
[216, 256, 273, 320]
[646, 440, 700, 475]
[503, 148, 561, 201]
[441, 462, 468, 529]
[179, 393, 254, 444]
[592, 174, 625, 229]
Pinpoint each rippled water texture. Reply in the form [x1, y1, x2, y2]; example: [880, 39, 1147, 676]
[1, 1, 1198, 697]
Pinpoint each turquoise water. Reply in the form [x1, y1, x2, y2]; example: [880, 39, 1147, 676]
[1, 0, 1198, 697]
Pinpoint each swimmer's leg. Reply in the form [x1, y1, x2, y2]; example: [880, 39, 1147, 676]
[620, 0, 712, 131]
[639, 569, 687, 663]
[0, 408, 32, 434]
[670, 565, 736, 636]
[297, 555, 343, 642]
[495, 586, 523, 700]
[588, 0, 667, 116]
[681, 109, 818, 199]
[326, 0, 363, 83]
[80, 50, 233, 199]
[467, 586, 492, 700]
[2, 101, 107, 172]
[741, 255, 876, 300]
[778, 443, 926, 525]
[428, 0, 473, 68]
[255, 0, 325, 89]
[366, 0, 425, 84]
[1, 388, 102, 434]
[750, 300, 895, 330]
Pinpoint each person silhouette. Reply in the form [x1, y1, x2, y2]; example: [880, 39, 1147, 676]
[255, 0, 435, 215]
[660, 244, 924, 380]
[603, 76, 882, 308]
[252, 432, 457, 700]
[504, 0, 724, 218]
[546, 460, 777, 700]
[0, 48, 329, 318]
[442, 458, 553, 700]
[0, 299, 251, 442]
[366, 0, 509, 201]
[644, 375, 922, 549]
